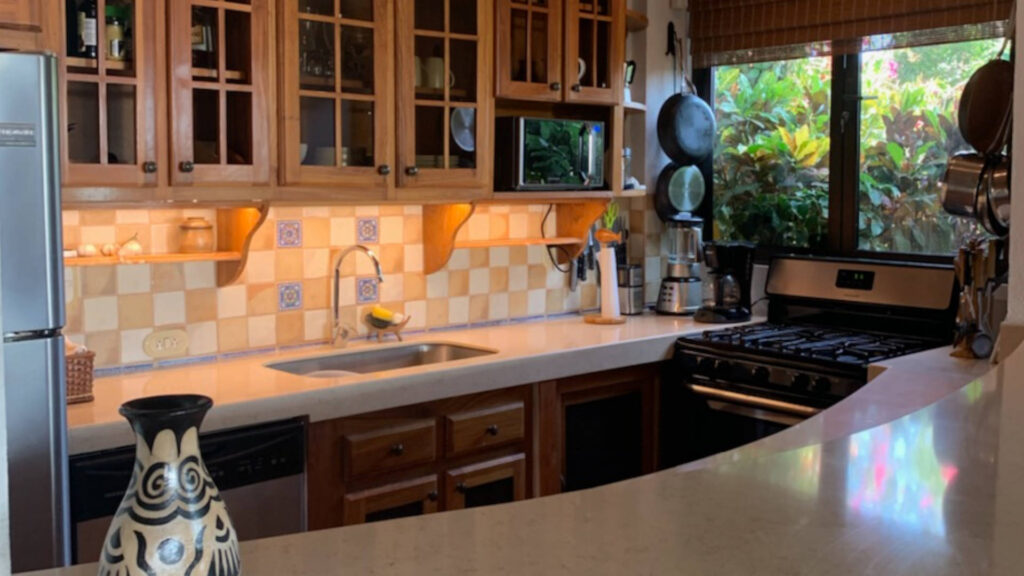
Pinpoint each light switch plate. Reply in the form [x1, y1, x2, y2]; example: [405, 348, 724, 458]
[143, 329, 189, 359]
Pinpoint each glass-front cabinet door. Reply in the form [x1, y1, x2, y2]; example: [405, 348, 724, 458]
[168, 0, 270, 186]
[564, 0, 623, 105]
[280, 0, 392, 190]
[396, 0, 492, 190]
[495, 0, 562, 101]
[62, 0, 158, 188]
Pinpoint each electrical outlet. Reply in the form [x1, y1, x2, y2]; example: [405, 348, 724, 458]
[143, 329, 189, 359]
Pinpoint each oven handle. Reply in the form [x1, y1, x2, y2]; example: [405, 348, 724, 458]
[688, 384, 822, 420]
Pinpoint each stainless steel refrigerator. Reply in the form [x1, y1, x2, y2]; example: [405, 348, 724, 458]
[0, 52, 71, 572]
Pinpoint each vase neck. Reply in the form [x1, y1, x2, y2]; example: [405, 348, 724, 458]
[119, 395, 212, 451]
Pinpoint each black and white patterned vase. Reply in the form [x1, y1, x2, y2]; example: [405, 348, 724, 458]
[98, 395, 241, 576]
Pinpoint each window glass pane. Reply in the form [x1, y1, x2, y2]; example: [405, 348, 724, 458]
[713, 57, 831, 249]
[415, 105, 444, 168]
[858, 39, 1002, 254]
[301, 97, 336, 166]
[341, 26, 373, 94]
[300, 19, 335, 91]
[106, 84, 136, 165]
[341, 99, 374, 167]
[67, 82, 100, 164]
[193, 88, 220, 164]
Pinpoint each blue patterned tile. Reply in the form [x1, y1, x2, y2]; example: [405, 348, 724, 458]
[357, 217, 379, 243]
[356, 277, 379, 304]
[277, 220, 303, 248]
[278, 282, 303, 311]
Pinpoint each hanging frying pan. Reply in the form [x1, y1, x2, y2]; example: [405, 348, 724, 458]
[655, 163, 706, 221]
[959, 2, 1015, 155]
[657, 77, 716, 165]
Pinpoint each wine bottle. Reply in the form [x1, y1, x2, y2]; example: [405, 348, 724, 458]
[79, 0, 98, 60]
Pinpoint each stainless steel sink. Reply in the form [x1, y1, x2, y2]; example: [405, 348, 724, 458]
[266, 342, 497, 378]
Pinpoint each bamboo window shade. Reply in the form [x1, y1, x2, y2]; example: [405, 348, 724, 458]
[691, 0, 1013, 67]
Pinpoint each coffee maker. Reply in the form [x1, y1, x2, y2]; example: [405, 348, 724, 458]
[656, 215, 704, 315]
[694, 242, 755, 323]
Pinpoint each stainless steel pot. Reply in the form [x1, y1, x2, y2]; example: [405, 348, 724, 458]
[986, 155, 1010, 235]
[941, 152, 987, 217]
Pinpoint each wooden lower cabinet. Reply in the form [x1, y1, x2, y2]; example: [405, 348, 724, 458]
[445, 454, 526, 510]
[343, 475, 440, 526]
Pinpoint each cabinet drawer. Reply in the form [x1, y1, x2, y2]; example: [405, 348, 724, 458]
[344, 419, 436, 478]
[445, 403, 524, 457]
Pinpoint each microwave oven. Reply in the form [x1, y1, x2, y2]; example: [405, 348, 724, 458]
[494, 117, 605, 191]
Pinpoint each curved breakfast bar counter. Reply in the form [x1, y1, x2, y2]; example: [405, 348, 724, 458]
[27, 315, 1002, 575]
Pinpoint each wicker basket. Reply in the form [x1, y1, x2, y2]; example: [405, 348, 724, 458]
[66, 351, 95, 404]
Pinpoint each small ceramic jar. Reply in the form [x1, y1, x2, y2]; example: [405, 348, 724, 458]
[179, 217, 215, 254]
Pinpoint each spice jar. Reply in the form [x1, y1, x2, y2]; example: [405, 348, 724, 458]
[106, 15, 125, 61]
[179, 217, 214, 254]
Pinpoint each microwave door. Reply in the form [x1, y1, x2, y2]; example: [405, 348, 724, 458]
[576, 125, 590, 187]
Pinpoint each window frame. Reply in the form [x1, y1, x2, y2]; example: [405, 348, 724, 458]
[700, 52, 955, 265]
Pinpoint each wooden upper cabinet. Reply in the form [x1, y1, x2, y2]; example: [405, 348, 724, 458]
[563, 0, 623, 105]
[495, 0, 563, 102]
[278, 0, 393, 191]
[61, 0, 160, 189]
[395, 0, 492, 191]
[168, 0, 271, 187]
[0, 0, 40, 31]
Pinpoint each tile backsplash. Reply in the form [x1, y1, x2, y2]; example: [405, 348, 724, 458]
[62, 204, 629, 370]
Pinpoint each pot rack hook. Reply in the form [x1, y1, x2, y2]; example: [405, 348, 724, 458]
[998, 0, 1016, 59]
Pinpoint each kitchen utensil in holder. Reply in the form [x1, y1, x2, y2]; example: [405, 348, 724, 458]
[952, 238, 1004, 359]
[363, 314, 412, 342]
[584, 229, 626, 325]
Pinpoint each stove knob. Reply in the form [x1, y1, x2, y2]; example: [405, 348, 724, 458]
[752, 367, 771, 384]
[791, 373, 811, 391]
[697, 358, 717, 377]
[811, 377, 832, 394]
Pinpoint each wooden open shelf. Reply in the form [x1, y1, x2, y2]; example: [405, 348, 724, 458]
[423, 200, 609, 274]
[65, 252, 242, 267]
[66, 57, 130, 71]
[623, 101, 646, 112]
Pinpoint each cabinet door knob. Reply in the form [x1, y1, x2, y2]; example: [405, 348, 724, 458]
[427, 490, 438, 502]
[571, 84, 582, 93]
[405, 166, 420, 176]
[143, 161, 157, 174]
[455, 482, 467, 494]
[486, 424, 499, 436]
[179, 161, 195, 173]
[378, 164, 392, 176]
[550, 82, 562, 91]
[390, 443, 405, 455]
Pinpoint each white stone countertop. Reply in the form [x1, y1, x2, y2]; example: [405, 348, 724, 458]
[38, 313, 1006, 575]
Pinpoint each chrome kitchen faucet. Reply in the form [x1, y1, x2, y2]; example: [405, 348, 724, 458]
[332, 245, 384, 347]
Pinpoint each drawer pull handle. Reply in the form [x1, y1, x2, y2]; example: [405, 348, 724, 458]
[455, 482, 467, 494]
[486, 424, 499, 436]
[427, 490, 438, 502]
[390, 443, 405, 456]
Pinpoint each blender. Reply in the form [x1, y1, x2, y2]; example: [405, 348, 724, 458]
[656, 215, 704, 315]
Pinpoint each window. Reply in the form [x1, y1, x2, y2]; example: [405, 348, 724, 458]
[710, 38, 1003, 257]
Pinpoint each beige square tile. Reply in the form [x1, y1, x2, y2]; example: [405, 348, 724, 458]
[426, 272, 449, 299]
[330, 206, 356, 217]
[403, 205, 422, 216]
[509, 265, 528, 291]
[380, 205, 404, 216]
[114, 226, 151, 251]
[490, 267, 509, 292]
[83, 296, 118, 332]
[336, 276, 356, 307]
[469, 268, 490, 294]
[62, 210, 80, 226]
[404, 273, 426, 301]
[186, 321, 218, 356]
[581, 282, 599, 309]
[427, 299, 448, 327]
[246, 250, 276, 284]
[489, 247, 510, 267]
[448, 249, 470, 270]
[527, 289, 546, 316]
[304, 309, 330, 341]
[86, 331, 120, 367]
[380, 216, 403, 244]
[275, 250, 304, 281]
[247, 284, 278, 316]
[528, 265, 547, 290]
[469, 295, 488, 323]
[277, 311, 305, 346]
[379, 245, 404, 274]
[356, 252, 382, 275]
[81, 210, 116, 226]
[217, 284, 247, 319]
[404, 244, 424, 272]
[467, 214, 490, 240]
[62, 226, 80, 249]
[66, 297, 83, 333]
[403, 216, 423, 243]
[250, 222, 275, 251]
[509, 291, 528, 318]
[153, 291, 186, 326]
[303, 248, 329, 279]
[380, 273, 404, 302]
[183, 262, 216, 289]
[448, 296, 470, 324]
[509, 214, 529, 238]
[304, 218, 330, 248]
[148, 209, 184, 225]
[331, 248, 357, 276]
[275, 207, 303, 219]
[449, 270, 469, 296]
[546, 288, 565, 314]
[330, 217, 356, 246]
[116, 265, 151, 295]
[509, 246, 528, 266]
[546, 267, 565, 289]
[404, 300, 426, 329]
[303, 207, 330, 217]
[564, 287, 581, 311]
[82, 267, 117, 297]
[120, 328, 151, 365]
[489, 214, 509, 239]
[118, 293, 154, 330]
[248, 315, 277, 348]
[185, 289, 218, 323]
[469, 248, 489, 268]
[488, 293, 509, 320]
[152, 263, 185, 293]
[355, 206, 380, 217]
[528, 246, 546, 265]
[218, 317, 249, 352]
[303, 278, 329, 310]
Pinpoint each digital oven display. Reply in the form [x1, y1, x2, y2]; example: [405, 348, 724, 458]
[836, 269, 875, 291]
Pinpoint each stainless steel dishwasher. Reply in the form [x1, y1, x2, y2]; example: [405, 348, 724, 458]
[69, 418, 306, 564]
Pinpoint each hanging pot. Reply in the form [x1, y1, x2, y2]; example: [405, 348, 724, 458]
[657, 78, 716, 165]
[940, 152, 987, 218]
[655, 163, 706, 220]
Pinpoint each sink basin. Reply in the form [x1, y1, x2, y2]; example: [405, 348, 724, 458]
[266, 342, 497, 378]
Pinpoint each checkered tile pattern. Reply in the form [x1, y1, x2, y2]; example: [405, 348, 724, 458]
[62, 204, 602, 369]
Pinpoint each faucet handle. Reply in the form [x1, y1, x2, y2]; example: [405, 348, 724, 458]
[332, 322, 358, 348]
